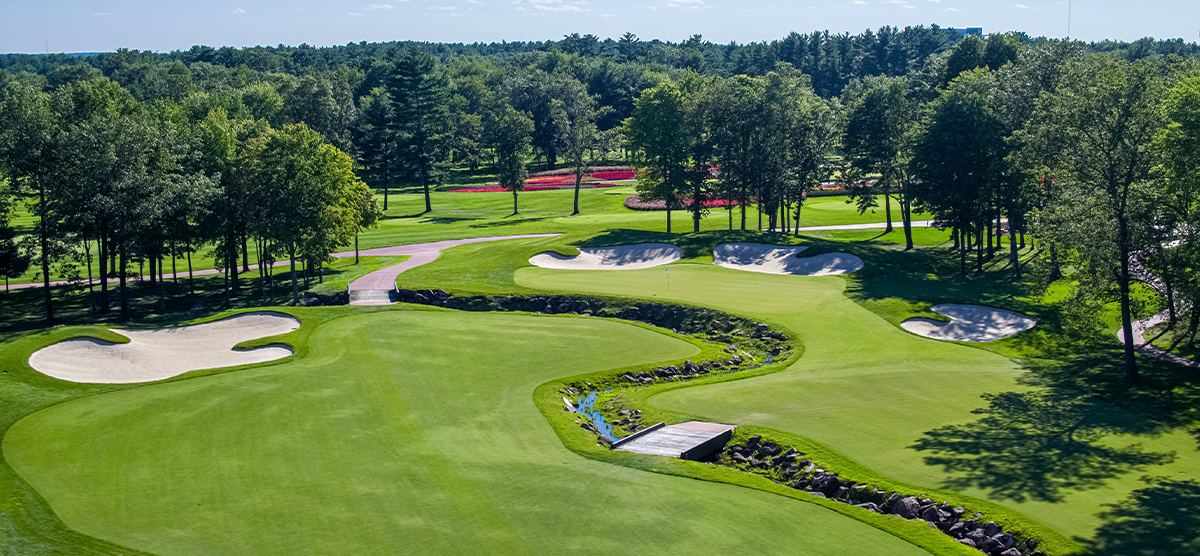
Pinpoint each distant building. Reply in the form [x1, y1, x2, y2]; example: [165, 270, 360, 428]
[950, 27, 984, 37]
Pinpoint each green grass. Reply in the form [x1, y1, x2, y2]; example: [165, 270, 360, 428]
[3, 308, 932, 556]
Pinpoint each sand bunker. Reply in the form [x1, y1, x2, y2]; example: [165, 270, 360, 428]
[713, 244, 863, 276]
[901, 304, 1036, 342]
[29, 312, 301, 384]
[528, 243, 681, 270]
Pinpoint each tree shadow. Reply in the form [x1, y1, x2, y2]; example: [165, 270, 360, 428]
[910, 390, 1176, 503]
[1082, 478, 1200, 556]
[468, 216, 553, 228]
[421, 217, 476, 225]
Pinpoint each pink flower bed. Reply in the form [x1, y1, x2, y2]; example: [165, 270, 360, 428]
[446, 186, 562, 193]
[624, 194, 738, 211]
[447, 183, 626, 193]
[529, 165, 632, 177]
[589, 171, 636, 180]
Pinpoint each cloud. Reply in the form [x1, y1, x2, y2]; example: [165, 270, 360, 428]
[904, 4, 915, 7]
[945, 6, 959, 10]
[92, 12, 112, 16]
[464, 0, 483, 4]
[348, 11, 363, 15]
[926, 0, 939, 2]
[852, 0, 867, 4]
[431, 5, 458, 9]
[364, 3, 393, 8]
[232, 8, 246, 14]
[602, 12, 617, 17]
[1015, 3, 1043, 8]
[513, 0, 587, 11]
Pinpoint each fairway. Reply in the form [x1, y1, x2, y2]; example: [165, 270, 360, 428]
[4, 310, 929, 556]
[515, 262, 1200, 542]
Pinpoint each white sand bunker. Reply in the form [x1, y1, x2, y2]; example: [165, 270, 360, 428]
[528, 243, 681, 270]
[713, 244, 863, 276]
[29, 312, 301, 384]
[901, 304, 1036, 342]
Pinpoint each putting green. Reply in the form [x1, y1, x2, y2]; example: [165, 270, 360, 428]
[515, 263, 1200, 542]
[5, 310, 929, 556]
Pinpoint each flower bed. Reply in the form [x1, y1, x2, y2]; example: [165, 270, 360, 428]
[447, 183, 626, 193]
[624, 194, 738, 211]
[589, 170, 636, 180]
[529, 165, 631, 177]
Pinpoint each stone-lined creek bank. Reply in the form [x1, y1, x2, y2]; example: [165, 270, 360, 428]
[395, 289, 1047, 556]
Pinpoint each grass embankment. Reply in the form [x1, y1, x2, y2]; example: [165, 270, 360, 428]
[3, 308, 934, 556]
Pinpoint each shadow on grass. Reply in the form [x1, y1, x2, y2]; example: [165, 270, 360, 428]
[1082, 478, 1200, 556]
[469, 216, 553, 228]
[910, 390, 1176, 503]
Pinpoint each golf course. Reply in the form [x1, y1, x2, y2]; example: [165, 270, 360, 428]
[1, 185, 1197, 556]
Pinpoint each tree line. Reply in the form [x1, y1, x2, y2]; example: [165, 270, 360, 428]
[0, 74, 381, 322]
[622, 34, 1200, 385]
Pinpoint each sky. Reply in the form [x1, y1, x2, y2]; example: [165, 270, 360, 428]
[3, 0, 1198, 54]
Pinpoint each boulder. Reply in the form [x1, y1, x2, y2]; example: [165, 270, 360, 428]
[889, 497, 920, 519]
[957, 539, 977, 548]
[999, 550, 1021, 556]
[855, 502, 882, 513]
[977, 537, 1002, 555]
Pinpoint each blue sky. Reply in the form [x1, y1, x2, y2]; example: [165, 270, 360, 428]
[3, 0, 1197, 54]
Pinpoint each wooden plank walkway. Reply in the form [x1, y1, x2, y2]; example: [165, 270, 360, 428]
[613, 421, 736, 461]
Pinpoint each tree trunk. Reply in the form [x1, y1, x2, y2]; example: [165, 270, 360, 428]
[383, 181, 389, 211]
[513, 189, 519, 215]
[289, 243, 300, 306]
[157, 256, 166, 313]
[573, 173, 582, 215]
[243, 235, 250, 273]
[901, 194, 914, 251]
[959, 226, 968, 277]
[187, 251, 194, 296]
[794, 199, 803, 237]
[986, 219, 993, 256]
[423, 171, 432, 214]
[84, 239, 95, 311]
[172, 256, 178, 290]
[99, 234, 109, 312]
[975, 224, 983, 273]
[1117, 218, 1139, 384]
[740, 201, 746, 231]
[1008, 203, 1021, 278]
[355, 235, 360, 264]
[38, 184, 53, 322]
[119, 248, 129, 322]
[666, 200, 672, 234]
[884, 192, 893, 233]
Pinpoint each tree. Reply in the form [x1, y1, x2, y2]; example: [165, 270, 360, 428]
[1149, 74, 1200, 351]
[505, 71, 588, 171]
[1027, 56, 1165, 384]
[0, 81, 58, 321]
[491, 106, 534, 215]
[842, 75, 915, 247]
[387, 46, 450, 214]
[624, 81, 689, 233]
[911, 69, 1007, 275]
[944, 35, 986, 85]
[558, 92, 608, 215]
[0, 182, 30, 290]
[354, 87, 396, 210]
[244, 123, 370, 305]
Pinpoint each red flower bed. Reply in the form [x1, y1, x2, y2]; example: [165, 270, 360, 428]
[589, 171, 636, 180]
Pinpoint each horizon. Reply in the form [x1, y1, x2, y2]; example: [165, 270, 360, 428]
[4, 0, 1198, 55]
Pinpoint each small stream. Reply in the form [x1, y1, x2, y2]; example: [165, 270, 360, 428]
[575, 391, 617, 441]
[572, 353, 777, 443]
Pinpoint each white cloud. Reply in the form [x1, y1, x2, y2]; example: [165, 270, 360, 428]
[232, 8, 246, 14]
[853, 1, 867, 4]
[449, 11, 462, 15]
[348, 11, 363, 15]
[464, 0, 484, 4]
[945, 6, 959, 11]
[602, 12, 617, 17]
[364, 3, 393, 9]
[1015, 3, 1029, 7]
[904, 4, 915, 7]
[926, 0, 940, 2]
[92, 12, 112, 16]
[431, 5, 458, 9]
